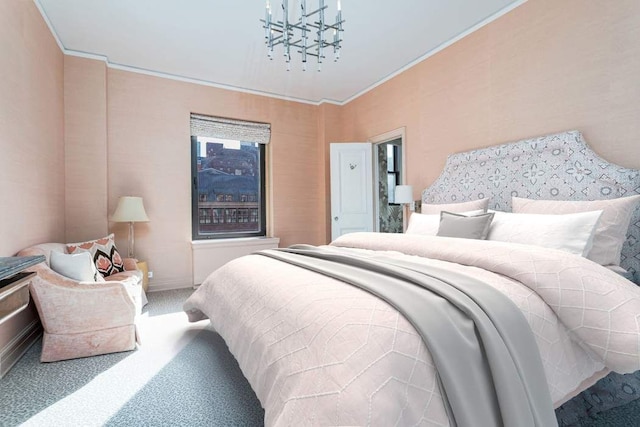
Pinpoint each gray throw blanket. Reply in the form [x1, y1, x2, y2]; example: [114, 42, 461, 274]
[257, 245, 557, 427]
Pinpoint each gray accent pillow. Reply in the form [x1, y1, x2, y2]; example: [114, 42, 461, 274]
[437, 211, 495, 240]
[606, 265, 636, 283]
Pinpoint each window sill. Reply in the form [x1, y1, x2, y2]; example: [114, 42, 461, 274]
[191, 236, 280, 250]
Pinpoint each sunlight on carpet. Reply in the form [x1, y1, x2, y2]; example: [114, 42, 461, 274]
[21, 310, 209, 426]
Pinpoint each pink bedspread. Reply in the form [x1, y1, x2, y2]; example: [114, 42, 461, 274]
[184, 233, 640, 426]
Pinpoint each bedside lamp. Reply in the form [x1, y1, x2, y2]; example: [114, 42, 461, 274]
[394, 185, 414, 232]
[111, 196, 150, 258]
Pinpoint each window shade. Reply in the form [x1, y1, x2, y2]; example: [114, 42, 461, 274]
[190, 114, 271, 145]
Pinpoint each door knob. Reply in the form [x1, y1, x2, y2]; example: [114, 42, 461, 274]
[334, 216, 339, 221]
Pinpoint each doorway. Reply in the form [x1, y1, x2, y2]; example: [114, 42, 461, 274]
[329, 143, 375, 241]
[371, 128, 406, 233]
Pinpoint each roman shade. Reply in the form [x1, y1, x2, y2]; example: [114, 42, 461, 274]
[190, 114, 271, 145]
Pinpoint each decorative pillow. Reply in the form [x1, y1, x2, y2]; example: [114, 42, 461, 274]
[421, 198, 489, 215]
[50, 251, 99, 282]
[406, 210, 486, 235]
[606, 265, 636, 283]
[512, 195, 640, 266]
[487, 210, 603, 257]
[437, 211, 495, 240]
[67, 233, 125, 277]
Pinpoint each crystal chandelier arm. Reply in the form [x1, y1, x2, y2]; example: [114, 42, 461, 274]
[301, 0, 307, 70]
[323, 21, 344, 31]
[270, 36, 285, 46]
[262, 0, 342, 71]
[304, 5, 326, 16]
[334, 3, 343, 61]
[317, 0, 324, 68]
[264, 5, 270, 40]
[282, 0, 288, 50]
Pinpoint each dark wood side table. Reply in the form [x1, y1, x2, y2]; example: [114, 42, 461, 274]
[0, 255, 45, 377]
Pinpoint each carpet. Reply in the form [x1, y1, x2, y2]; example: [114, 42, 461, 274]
[104, 329, 263, 426]
[0, 289, 264, 427]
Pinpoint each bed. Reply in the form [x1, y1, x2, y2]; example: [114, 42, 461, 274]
[184, 130, 640, 426]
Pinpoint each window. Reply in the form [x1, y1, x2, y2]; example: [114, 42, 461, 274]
[250, 209, 259, 223]
[238, 208, 249, 223]
[191, 114, 269, 239]
[199, 208, 212, 224]
[212, 208, 223, 224]
[386, 144, 401, 204]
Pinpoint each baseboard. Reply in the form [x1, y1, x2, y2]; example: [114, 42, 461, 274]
[0, 319, 42, 378]
[147, 280, 194, 293]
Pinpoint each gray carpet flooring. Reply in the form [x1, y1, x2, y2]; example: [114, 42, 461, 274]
[0, 289, 264, 427]
[578, 399, 640, 426]
[2, 288, 639, 426]
[104, 328, 263, 426]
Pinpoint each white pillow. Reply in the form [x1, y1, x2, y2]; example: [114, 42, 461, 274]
[487, 210, 603, 257]
[407, 210, 486, 235]
[421, 198, 489, 214]
[50, 251, 99, 282]
[512, 195, 640, 266]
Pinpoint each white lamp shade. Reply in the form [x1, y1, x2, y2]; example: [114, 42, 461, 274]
[394, 185, 413, 204]
[111, 196, 150, 222]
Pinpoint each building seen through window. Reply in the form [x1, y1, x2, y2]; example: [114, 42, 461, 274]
[192, 136, 265, 238]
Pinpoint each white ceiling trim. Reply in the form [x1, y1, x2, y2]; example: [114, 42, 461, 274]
[33, 0, 328, 107]
[65, 50, 329, 106]
[33, 0, 526, 107]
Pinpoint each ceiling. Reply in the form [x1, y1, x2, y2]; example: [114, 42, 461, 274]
[36, 0, 524, 105]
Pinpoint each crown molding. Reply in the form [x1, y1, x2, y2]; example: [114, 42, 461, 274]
[33, 1, 332, 105]
[66, 50, 326, 106]
[34, 0, 527, 107]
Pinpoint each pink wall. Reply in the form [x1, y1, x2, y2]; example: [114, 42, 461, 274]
[0, 0, 64, 358]
[105, 70, 324, 289]
[318, 103, 344, 243]
[0, 0, 65, 257]
[339, 0, 640, 201]
[64, 56, 109, 243]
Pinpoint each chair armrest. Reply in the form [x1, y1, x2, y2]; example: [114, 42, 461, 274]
[29, 272, 136, 335]
[123, 257, 138, 271]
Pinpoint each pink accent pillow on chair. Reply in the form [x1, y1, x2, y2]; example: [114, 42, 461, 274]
[67, 233, 126, 277]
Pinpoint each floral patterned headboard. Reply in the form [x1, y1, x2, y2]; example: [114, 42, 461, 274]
[422, 130, 640, 277]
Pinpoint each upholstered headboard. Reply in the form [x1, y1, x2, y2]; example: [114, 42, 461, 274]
[422, 130, 640, 276]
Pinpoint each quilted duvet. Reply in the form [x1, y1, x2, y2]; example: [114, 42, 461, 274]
[184, 232, 640, 426]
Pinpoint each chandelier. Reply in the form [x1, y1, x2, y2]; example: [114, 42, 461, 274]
[262, 0, 344, 71]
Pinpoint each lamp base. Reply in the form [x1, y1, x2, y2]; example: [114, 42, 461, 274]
[127, 221, 135, 259]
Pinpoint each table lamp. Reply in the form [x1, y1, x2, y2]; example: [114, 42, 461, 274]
[111, 196, 150, 258]
[394, 185, 414, 232]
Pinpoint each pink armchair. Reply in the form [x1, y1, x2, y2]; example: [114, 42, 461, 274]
[17, 243, 146, 362]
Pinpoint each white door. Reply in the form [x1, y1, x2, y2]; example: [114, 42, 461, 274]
[330, 143, 374, 241]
